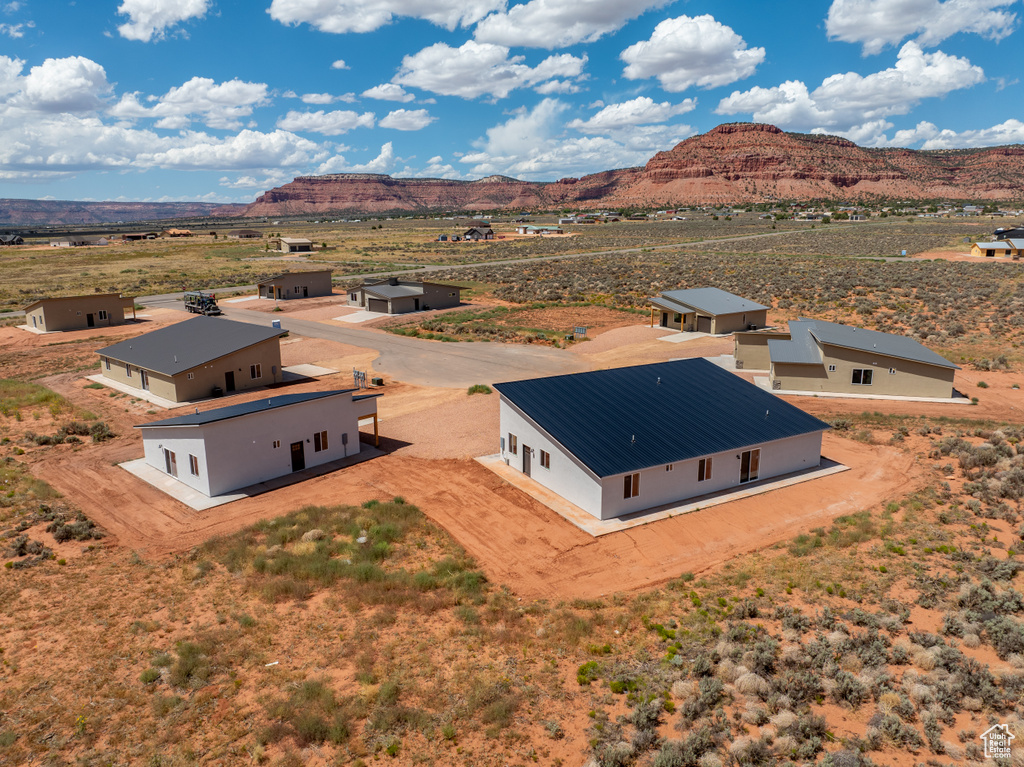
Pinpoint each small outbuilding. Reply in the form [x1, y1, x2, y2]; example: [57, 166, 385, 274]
[257, 270, 333, 300]
[228, 229, 263, 239]
[971, 241, 1013, 257]
[650, 287, 768, 334]
[135, 389, 379, 497]
[347, 277, 461, 314]
[24, 294, 135, 332]
[734, 318, 960, 398]
[495, 359, 829, 520]
[96, 316, 286, 402]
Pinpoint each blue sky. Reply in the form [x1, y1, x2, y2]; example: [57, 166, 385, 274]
[1, 0, 1022, 203]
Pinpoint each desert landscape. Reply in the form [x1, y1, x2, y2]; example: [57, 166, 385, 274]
[1, 207, 1024, 767]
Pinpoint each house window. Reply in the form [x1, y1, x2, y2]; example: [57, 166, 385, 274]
[294, 286, 301, 294]
[250, 363, 262, 380]
[623, 473, 640, 499]
[739, 449, 760, 483]
[851, 368, 873, 385]
[509, 433, 517, 455]
[889, 367, 897, 375]
[828, 364, 836, 372]
[350, 293, 357, 301]
[666, 464, 673, 472]
[189, 454, 199, 477]
[98, 310, 108, 321]
[187, 372, 194, 380]
[103, 357, 110, 371]
[449, 292, 456, 297]
[540, 450, 550, 469]
[126, 365, 132, 378]
[273, 440, 280, 448]
[698, 457, 713, 482]
[314, 430, 328, 452]
[673, 313, 682, 323]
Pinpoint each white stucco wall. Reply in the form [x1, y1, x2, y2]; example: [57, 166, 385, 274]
[499, 399, 603, 516]
[141, 393, 368, 497]
[599, 431, 824, 519]
[499, 396, 824, 520]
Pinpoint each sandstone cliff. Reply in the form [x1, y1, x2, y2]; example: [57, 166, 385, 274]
[243, 123, 1024, 216]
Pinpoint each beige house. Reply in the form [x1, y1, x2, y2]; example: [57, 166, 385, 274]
[24, 294, 135, 332]
[735, 318, 959, 398]
[272, 237, 314, 253]
[650, 287, 768, 334]
[257, 270, 333, 300]
[347, 277, 462, 314]
[96, 316, 286, 403]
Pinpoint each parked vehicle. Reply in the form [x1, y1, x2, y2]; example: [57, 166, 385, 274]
[183, 291, 222, 315]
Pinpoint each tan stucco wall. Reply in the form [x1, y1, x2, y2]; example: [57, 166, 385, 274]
[27, 295, 132, 332]
[734, 331, 790, 370]
[258, 271, 332, 299]
[99, 337, 283, 402]
[771, 343, 956, 398]
[711, 309, 768, 334]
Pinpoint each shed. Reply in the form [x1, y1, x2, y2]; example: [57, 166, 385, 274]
[257, 270, 333, 300]
[135, 389, 379, 497]
[495, 359, 829, 520]
[971, 241, 1012, 257]
[650, 287, 768, 334]
[96, 316, 286, 402]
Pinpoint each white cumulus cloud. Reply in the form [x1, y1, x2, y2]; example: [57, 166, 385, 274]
[620, 15, 764, 92]
[716, 42, 985, 133]
[380, 108, 435, 130]
[316, 142, 396, 174]
[394, 155, 467, 179]
[475, 0, 668, 49]
[276, 109, 376, 135]
[301, 93, 336, 105]
[362, 83, 415, 102]
[825, 0, 1019, 55]
[460, 98, 692, 180]
[568, 96, 696, 133]
[110, 77, 270, 130]
[136, 129, 325, 169]
[871, 118, 1024, 148]
[17, 56, 113, 112]
[116, 0, 209, 42]
[268, 0, 502, 33]
[331, 59, 350, 70]
[394, 40, 586, 99]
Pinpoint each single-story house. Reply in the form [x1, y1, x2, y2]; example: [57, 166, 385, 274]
[228, 229, 263, 239]
[0, 234, 24, 246]
[971, 241, 1013, 257]
[734, 318, 960, 398]
[162, 229, 194, 237]
[96, 316, 286, 403]
[494, 358, 829, 520]
[257, 270, 333, 300]
[274, 237, 314, 253]
[463, 227, 494, 241]
[121, 232, 159, 241]
[49, 238, 88, 247]
[515, 225, 563, 235]
[134, 389, 380, 497]
[24, 294, 135, 332]
[347, 277, 461, 314]
[650, 287, 768, 334]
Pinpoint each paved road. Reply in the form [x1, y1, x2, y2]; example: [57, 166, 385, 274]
[219, 306, 588, 388]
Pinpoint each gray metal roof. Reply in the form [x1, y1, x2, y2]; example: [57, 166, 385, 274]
[96, 316, 286, 376]
[363, 284, 424, 299]
[494, 358, 829, 478]
[768, 333, 822, 365]
[780, 318, 959, 370]
[137, 390, 358, 428]
[656, 287, 768, 316]
[975, 241, 1011, 249]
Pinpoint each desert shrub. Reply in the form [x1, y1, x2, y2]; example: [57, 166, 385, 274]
[652, 725, 719, 767]
[874, 713, 924, 748]
[774, 669, 823, 705]
[168, 641, 212, 689]
[266, 679, 351, 748]
[832, 671, 869, 708]
[679, 677, 724, 722]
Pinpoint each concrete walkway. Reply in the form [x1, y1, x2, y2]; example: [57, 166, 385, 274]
[475, 454, 850, 537]
[121, 446, 384, 511]
[656, 330, 714, 344]
[752, 376, 973, 404]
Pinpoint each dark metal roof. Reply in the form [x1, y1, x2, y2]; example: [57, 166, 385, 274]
[494, 358, 829, 478]
[96, 316, 286, 376]
[796, 318, 959, 370]
[657, 288, 768, 316]
[136, 389, 358, 428]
